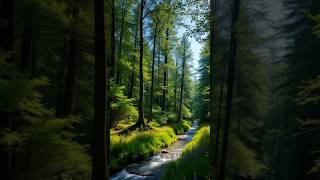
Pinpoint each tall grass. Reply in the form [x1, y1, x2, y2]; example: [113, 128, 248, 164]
[170, 120, 192, 135]
[110, 127, 177, 172]
[161, 125, 210, 180]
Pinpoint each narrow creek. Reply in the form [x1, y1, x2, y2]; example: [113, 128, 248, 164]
[111, 122, 198, 180]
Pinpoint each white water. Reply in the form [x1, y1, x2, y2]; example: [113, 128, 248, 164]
[111, 122, 198, 180]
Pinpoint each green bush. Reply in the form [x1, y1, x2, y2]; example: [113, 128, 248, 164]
[170, 120, 192, 135]
[110, 127, 177, 172]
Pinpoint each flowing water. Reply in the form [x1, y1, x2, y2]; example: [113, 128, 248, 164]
[111, 122, 198, 180]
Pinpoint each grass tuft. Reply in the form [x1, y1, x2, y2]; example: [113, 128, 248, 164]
[161, 125, 210, 180]
[170, 120, 192, 135]
[110, 127, 177, 172]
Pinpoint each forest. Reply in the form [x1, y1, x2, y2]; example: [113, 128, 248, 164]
[0, 0, 319, 179]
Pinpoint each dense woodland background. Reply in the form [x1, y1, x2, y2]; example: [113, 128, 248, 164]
[0, 0, 319, 180]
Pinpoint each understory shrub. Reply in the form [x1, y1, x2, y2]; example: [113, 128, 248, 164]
[170, 120, 192, 135]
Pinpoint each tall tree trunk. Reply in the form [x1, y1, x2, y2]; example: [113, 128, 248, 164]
[218, 0, 240, 179]
[0, 0, 15, 63]
[174, 57, 178, 114]
[30, 36, 38, 78]
[162, 28, 169, 111]
[20, 6, 32, 72]
[209, 0, 217, 177]
[64, 35, 77, 115]
[0, 1, 15, 179]
[136, 0, 146, 128]
[92, 0, 108, 179]
[157, 36, 161, 106]
[148, 18, 159, 123]
[55, 38, 68, 118]
[178, 39, 186, 122]
[110, 0, 115, 79]
[214, 57, 227, 173]
[128, 6, 140, 99]
[116, 0, 128, 84]
[64, 1, 79, 116]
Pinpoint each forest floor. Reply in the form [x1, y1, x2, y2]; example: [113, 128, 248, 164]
[111, 122, 198, 180]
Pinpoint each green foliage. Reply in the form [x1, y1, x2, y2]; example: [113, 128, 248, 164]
[111, 83, 138, 125]
[110, 127, 177, 171]
[161, 126, 210, 180]
[0, 57, 91, 179]
[297, 76, 320, 176]
[170, 120, 192, 135]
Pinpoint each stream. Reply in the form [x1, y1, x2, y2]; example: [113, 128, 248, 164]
[111, 122, 198, 180]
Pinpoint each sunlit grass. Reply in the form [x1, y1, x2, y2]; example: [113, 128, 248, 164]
[161, 125, 210, 180]
[170, 120, 192, 135]
[110, 126, 177, 172]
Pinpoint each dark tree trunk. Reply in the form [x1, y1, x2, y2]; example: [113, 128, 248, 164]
[162, 28, 169, 111]
[0, 0, 15, 63]
[136, 0, 146, 128]
[178, 39, 186, 122]
[174, 58, 178, 114]
[209, 0, 217, 178]
[128, 6, 140, 99]
[0, 1, 15, 179]
[157, 36, 161, 106]
[148, 18, 159, 123]
[214, 57, 227, 173]
[218, 0, 240, 179]
[64, 35, 77, 116]
[30, 36, 38, 78]
[92, 0, 108, 179]
[55, 38, 68, 118]
[64, 1, 79, 116]
[20, 7, 32, 72]
[110, 0, 115, 79]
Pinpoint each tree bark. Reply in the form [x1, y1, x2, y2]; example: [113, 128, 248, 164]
[136, 0, 146, 128]
[20, 6, 32, 72]
[0, 0, 15, 63]
[174, 57, 178, 114]
[0, 1, 15, 178]
[209, 0, 217, 177]
[128, 6, 140, 99]
[64, 1, 80, 116]
[162, 28, 169, 111]
[92, 0, 108, 179]
[178, 38, 186, 122]
[148, 18, 159, 123]
[218, 0, 240, 179]
[116, 0, 128, 84]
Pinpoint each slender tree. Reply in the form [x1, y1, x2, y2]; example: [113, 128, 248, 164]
[116, 0, 128, 84]
[218, 0, 240, 179]
[162, 28, 169, 111]
[64, 0, 79, 116]
[92, 0, 108, 179]
[178, 36, 187, 122]
[20, 4, 32, 72]
[128, 5, 140, 99]
[148, 16, 159, 123]
[135, 0, 146, 128]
